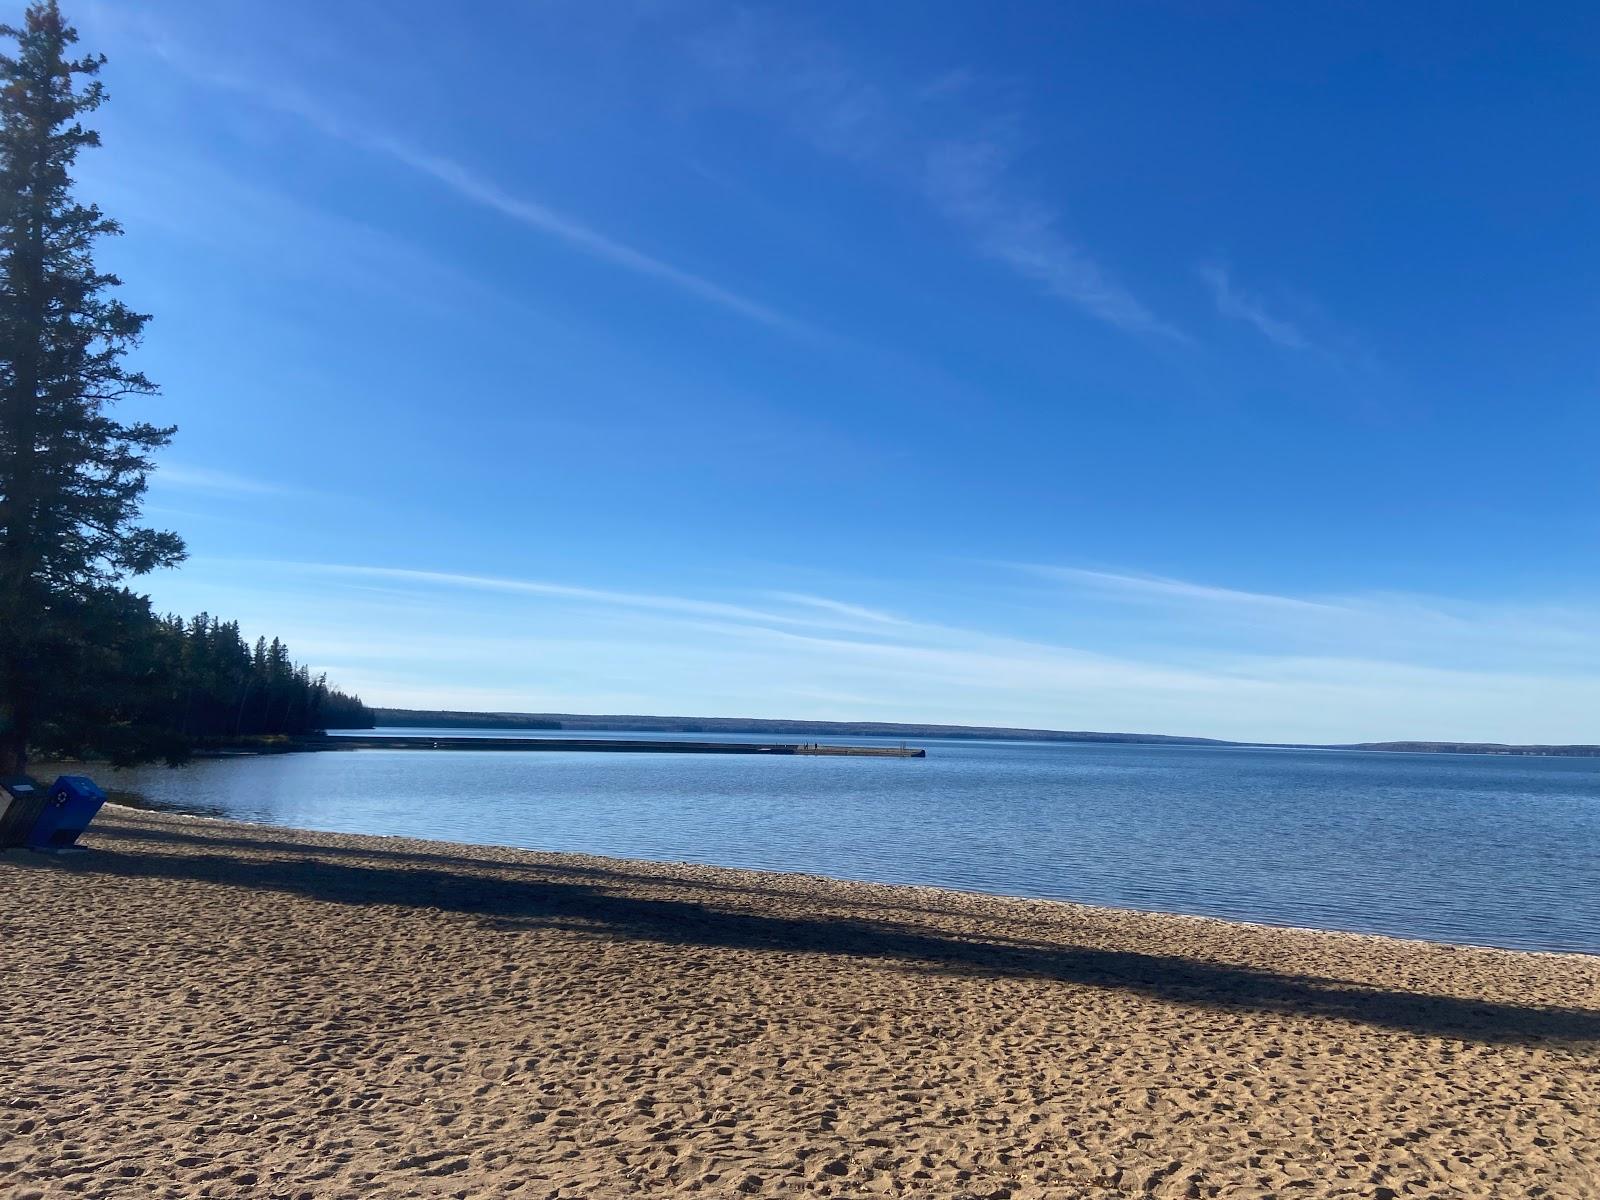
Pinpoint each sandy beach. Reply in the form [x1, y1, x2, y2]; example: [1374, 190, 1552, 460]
[3, 806, 1597, 1199]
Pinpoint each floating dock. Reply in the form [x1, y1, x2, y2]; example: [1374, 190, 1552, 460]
[312, 735, 925, 758]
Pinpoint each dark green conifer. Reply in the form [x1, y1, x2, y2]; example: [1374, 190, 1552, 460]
[0, 2, 182, 770]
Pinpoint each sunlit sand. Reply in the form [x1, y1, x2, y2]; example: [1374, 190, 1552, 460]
[4, 806, 1597, 1198]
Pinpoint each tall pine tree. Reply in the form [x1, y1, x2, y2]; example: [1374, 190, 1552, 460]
[0, 2, 182, 772]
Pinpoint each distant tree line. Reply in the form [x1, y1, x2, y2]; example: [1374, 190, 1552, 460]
[373, 709, 559, 730]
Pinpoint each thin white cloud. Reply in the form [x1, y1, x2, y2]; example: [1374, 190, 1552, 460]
[114, 13, 811, 338]
[1019, 563, 1600, 680]
[246, 560, 1360, 708]
[1197, 263, 1311, 350]
[85, 150, 565, 334]
[765, 592, 911, 626]
[154, 464, 303, 497]
[249, 561, 923, 637]
[925, 139, 1186, 340]
[677, 615, 1239, 697]
[356, 138, 813, 337]
[689, 14, 1180, 340]
[151, 556, 1600, 743]
[1023, 565, 1350, 614]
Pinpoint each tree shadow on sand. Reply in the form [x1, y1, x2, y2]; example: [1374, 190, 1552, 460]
[14, 824, 1600, 1049]
[79, 822, 1043, 926]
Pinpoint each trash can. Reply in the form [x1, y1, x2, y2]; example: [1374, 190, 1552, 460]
[27, 776, 108, 851]
[0, 775, 49, 848]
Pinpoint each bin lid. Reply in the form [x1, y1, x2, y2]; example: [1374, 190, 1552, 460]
[50, 775, 107, 801]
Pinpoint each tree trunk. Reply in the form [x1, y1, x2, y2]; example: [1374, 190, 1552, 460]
[0, 69, 47, 783]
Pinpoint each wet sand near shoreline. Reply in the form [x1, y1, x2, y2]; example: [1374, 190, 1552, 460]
[3, 805, 1597, 1198]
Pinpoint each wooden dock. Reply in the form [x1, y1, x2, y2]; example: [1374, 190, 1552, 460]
[310, 735, 925, 758]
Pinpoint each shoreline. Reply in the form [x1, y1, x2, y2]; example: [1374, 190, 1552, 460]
[114, 803, 1599, 962]
[115, 725, 1600, 762]
[370, 709, 1600, 758]
[97, 801, 1598, 961]
[309, 735, 927, 757]
[5, 805, 1598, 1197]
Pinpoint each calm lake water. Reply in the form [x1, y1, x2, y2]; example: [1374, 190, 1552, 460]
[105, 729, 1600, 955]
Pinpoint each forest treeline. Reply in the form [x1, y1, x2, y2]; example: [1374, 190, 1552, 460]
[150, 611, 374, 738]
[29, 590, 373, 767]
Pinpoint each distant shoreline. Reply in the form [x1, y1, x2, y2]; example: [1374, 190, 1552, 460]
[371, 708, 1600, 758]
[312, 733, 925, 758]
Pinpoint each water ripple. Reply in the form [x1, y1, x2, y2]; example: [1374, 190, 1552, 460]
[109, 734, 1600, 955]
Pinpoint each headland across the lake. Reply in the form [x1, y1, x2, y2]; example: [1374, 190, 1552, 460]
[373, 707, 1600, 758]
[315, 733, 925, 757]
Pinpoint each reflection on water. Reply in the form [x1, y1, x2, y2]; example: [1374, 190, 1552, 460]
[106, 732, 1600, 955]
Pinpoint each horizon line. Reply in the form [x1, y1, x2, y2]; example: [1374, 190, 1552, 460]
[361, 706, 1600, 753]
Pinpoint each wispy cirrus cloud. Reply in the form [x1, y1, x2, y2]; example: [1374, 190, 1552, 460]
[1197, 262, 1313, 351]
[149, 556, 1600, 743]
[1021, 564, 1349, 614]
[255, 562, 922, 638]
[1019, 562, 1600, 676]
[763, 592, 912, 627]
[154, 464, 305, 497]
[105, 10, 812, 338]
[357, 140, 813, 337]
[153, 554, 1600, 744]
[687, 12, 1180, 340]
[925, 140, 1186, 340]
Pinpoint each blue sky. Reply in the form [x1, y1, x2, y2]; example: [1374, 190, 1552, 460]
[73, 1, 1599, 742]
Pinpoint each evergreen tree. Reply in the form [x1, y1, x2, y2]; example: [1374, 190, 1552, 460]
[26, 603, 375, 763]
[0, 2, 181, 771]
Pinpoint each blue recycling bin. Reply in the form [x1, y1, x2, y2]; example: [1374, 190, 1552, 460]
[25, 776, 108, 851]
[0, 775, 48, 848]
